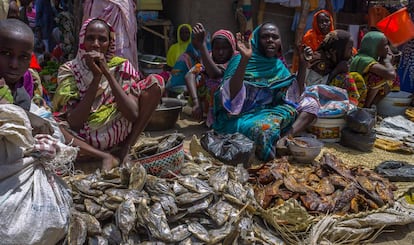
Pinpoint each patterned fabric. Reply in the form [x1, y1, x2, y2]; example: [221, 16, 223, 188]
[166, 24, 192, 67]
[167, 40, 211, 91]
[52, 18, 164, 150]
[189, 29, 237, 127]
[83, 0, 138, 67]
[398, 39, 414, 93]
[213, 24, 296, 160]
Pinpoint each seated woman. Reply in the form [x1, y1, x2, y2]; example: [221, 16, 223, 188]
[166, 36, 211, 96]
[284, 30, 366, 138]
[185, 23, 237, 127]
[212, 22, 297, 161]
[166, 24, 192, 69]
[350, 31, 396, 108]
[52, 18, 164, 170]
[291, 9, 334, 73]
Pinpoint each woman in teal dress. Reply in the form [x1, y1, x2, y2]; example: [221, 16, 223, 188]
[213, 22, 296, 161]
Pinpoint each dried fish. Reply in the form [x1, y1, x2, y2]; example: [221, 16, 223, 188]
[176, 192, 211, 205]
[208, 223, 232, 244]
[177, 176, 213, 194]
[209, 165, 228, 192]
[137, 200, 172, 241]
[188, 222, 210, 243]
[68, 215, 87, 245]
[170, 224, 191, 242]
[129, 164, 147, 191]
[102, 223, 123, 245]
[73, 179, 103, 197]
[85, 199, 102, 216]
[115, 199, 136, 240]
[157, 194, 178, 215]
[94, 207, 114, 221]
[172, 181, 188, 195]
[73, 211, 102, 236]
[145, 175, 174, 196]
[227, 180, 247, 203]
[187, 194, 213, 214]
[88, 236, 108, 245]
[207, 200, 236, 226]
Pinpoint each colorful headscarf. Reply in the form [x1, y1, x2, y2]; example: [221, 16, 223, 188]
[223, 23, 291, 85]
[302, 10, 335, 51]
[212, 29, 237, 53]
[166, 24, 192, 67]
[350, 31, 386, 75]
[57, 18, 139, 95]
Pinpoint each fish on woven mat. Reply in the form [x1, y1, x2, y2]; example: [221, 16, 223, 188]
[249, 153, 397, 215]
[64, 160, 285, 244]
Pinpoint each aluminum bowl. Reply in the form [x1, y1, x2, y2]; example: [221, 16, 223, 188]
[145, 98, 184, 131]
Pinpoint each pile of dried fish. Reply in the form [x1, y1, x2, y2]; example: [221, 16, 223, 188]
[131, 133, 185, 159]
[63, 157, 284, 244]
[250, 153, 397, 215]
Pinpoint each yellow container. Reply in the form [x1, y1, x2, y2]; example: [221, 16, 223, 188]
[308, 117, 346, 143]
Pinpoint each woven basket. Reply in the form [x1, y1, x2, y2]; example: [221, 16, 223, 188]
[132, 141, 184, 178]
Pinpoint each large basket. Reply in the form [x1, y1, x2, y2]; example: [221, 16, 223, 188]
[132, 141, 184, 178]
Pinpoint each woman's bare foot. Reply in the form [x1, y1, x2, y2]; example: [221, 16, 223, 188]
[102, 153, 120, 171]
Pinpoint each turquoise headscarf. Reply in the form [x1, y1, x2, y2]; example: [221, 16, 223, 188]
[350, 31, 386, 74]
[223, 23, 291, 86]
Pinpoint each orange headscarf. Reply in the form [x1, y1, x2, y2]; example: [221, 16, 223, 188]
[302, 10, 334, 51]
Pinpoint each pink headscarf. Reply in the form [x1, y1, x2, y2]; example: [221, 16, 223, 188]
[212, 29, 237, 54]
[58, 18, 140, 95]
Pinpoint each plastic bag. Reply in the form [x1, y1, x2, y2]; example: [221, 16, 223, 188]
[375, 160, 414, 182]
[200, 131, 255, 166]
[340, 127, 376, 152]
[346, 108, 375, 134]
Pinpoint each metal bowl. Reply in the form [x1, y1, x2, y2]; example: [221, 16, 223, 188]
[139, 54, 166, 69]
[145, 98, 184, 131]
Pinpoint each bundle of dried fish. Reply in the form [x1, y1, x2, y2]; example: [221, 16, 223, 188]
[64, 159, 285, 244]
[250, 153, 397, 215]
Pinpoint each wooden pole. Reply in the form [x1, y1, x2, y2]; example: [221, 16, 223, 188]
[291, 0, 310, 72]
[257, 0, 266, 25]
[325, 0, 336, 28]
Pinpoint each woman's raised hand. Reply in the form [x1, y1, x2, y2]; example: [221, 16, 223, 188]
[84, 50, 107, 76]
[236, 32, 252, 59]
[192, 23, 206, 50]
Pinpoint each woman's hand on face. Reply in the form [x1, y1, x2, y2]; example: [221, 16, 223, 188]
[84, 51, 106, 76]
[236, 32, 252, 59]
[192, 23, 206, 50]
[0, 77, 5, 87]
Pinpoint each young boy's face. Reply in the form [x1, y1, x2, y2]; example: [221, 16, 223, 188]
[0, 30, 33, 85]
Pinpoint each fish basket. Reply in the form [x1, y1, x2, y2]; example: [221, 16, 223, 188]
[131, 141, 184, 178]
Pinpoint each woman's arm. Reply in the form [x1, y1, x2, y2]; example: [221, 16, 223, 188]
[369, 57, 396, 81]
[192, 23, 223, 79]
[229, 32, 252, 99]
[66, 75, 101, 132]
[99, 60, 139, 122]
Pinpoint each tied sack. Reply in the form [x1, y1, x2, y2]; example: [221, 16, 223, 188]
[0, 104, 77, 245]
